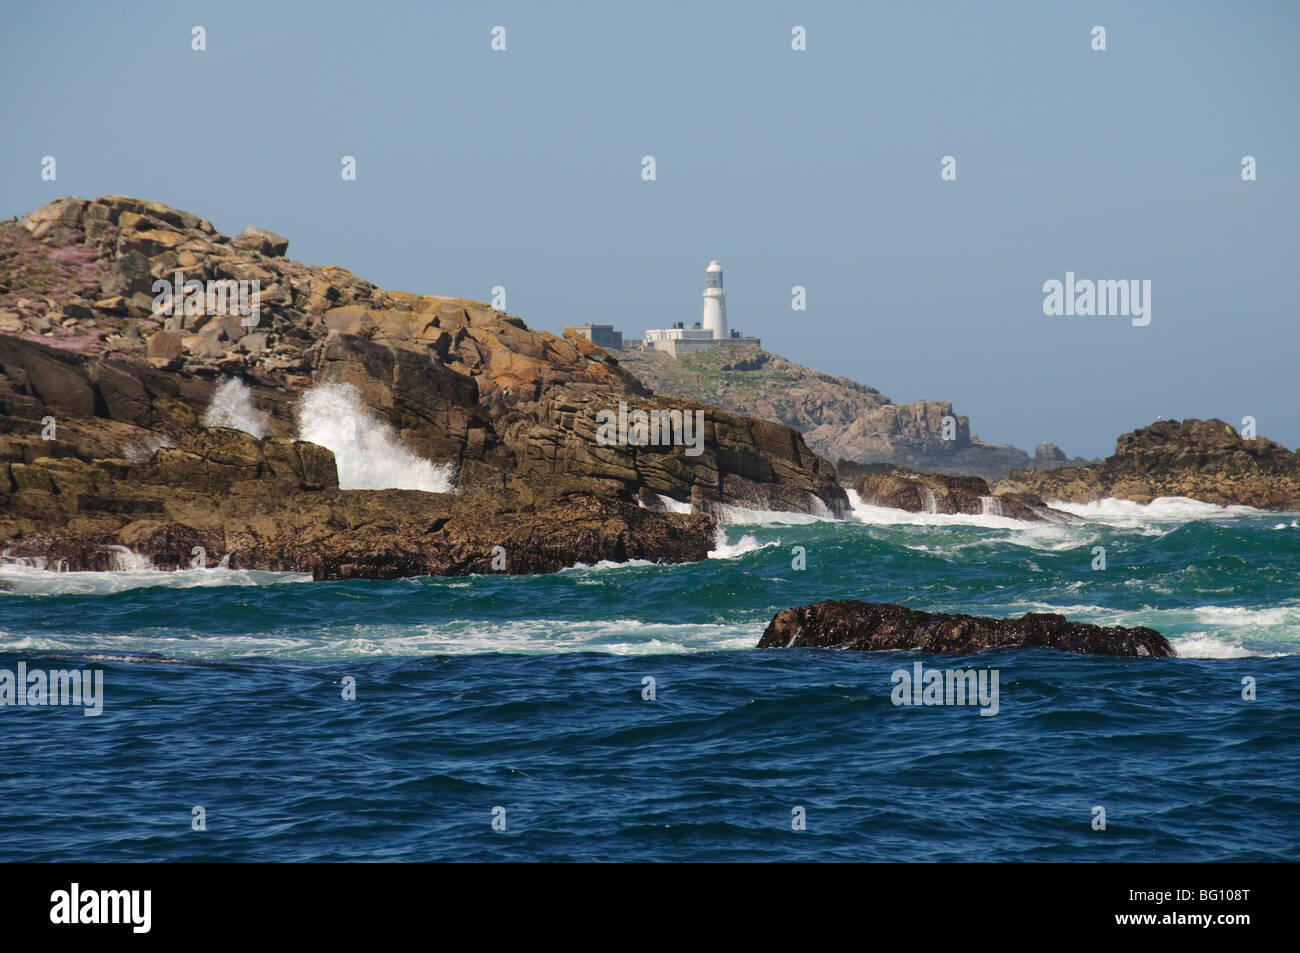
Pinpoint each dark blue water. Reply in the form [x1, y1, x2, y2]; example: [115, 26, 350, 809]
[2, 501, 1297, 861]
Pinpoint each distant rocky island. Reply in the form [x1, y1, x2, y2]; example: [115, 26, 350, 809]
[995, 417, 1300, 510]
[614, 345, 1092, 481]
[0, 196, 845, 577]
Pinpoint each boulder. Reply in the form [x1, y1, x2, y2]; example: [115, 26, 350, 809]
[146, 330, 183, 361]
[232, 226, 289, 257]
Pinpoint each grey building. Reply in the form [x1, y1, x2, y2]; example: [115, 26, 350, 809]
[569, 323, 623, 350]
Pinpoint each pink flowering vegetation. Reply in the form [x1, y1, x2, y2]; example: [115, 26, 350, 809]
[0, 224, 108, 312]
[46, 240, 108, 291]
[20, 328, 106, 351]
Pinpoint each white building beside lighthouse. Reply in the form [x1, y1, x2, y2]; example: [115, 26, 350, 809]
[641, 259, 760, 357]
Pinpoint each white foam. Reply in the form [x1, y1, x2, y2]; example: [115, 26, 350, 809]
[103, 545, 152, 572]
[656, 494, 694, 514]
[1192, 605, 1299, 628]
[0, 563, 311, 597]
[563, 558, 661, 572]
[326, 618, 761, 656]
[708, 526, 777, 559]
[1050, 496, 1265, 527]
[122, 432, 176, 464]
[919, 486, 937, 514]
[984, 599, 1300, 657]
[0, 618, 762, 659]
[846, 489, 1039, 530]
[297, 381, 456, 492]
[1169, 633, 1259, 659]
[713, 503, 836, 526]
[202, 377, 269, 438]
[807, 493, 837, 519]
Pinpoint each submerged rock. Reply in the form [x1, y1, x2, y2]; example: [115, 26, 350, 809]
[758, 600, 1174, 657]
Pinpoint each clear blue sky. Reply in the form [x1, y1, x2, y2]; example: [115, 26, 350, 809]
[2, 0, 1296, 458]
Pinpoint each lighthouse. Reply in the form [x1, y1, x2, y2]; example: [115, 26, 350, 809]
[701, 260, 727, 340]
[639, 260, 758, 356]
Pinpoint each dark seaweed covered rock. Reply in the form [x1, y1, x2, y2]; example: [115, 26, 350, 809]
[758, 600, 1174, 657]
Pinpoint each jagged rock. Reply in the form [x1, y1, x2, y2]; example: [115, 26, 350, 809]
[1034, 441, 1066, 462]
[0, 438, 711, 577]
[850, 468, 1080, 522]
[996, 418, 1300, 510]
[146, 330, 182, 361]
[720, 353, 767, 372]
[232, 226, 289, 257]
[238, 331, 268, 355]
[104, 249, 153, 297]
[757, 600, 1174, 657]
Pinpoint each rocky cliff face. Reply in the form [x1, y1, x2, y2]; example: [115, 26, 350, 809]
[0, 425, 714, 578]
[994, 418, 1300, 510]
[0, 196, 846, 575]
[614, 346, 1086, 480]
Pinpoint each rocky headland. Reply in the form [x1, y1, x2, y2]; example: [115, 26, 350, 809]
[615, 345, 1091, 481]
[0, 195, 846, 577]
[758, 600, 1174, 657]
[994, 418, 1300, 510]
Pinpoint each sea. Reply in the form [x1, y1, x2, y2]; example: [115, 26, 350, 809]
[1, 494, 1297, 862]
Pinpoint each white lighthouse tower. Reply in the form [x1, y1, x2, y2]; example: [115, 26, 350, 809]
[701, 260, 728, 340]
[640, 259, 758, 356]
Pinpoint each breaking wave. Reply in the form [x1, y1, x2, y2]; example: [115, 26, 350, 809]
[0, 562, 311, 597]
[296, 381, 456, 492]
[202, 377, 269, 438]
[708, 526, 778, 559]
[713, 503, 838, 526]
[0, 617, 761, 660]
[1050, 496, 1268, 526]
[846, 488, 1036, 530]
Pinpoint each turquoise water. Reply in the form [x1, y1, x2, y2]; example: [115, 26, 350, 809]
[1, 497, 1297, 860]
